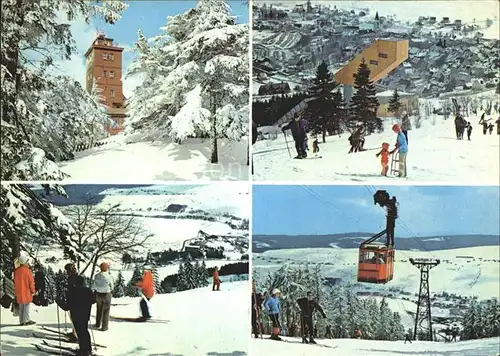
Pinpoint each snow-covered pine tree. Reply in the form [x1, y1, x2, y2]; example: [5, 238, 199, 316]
[54, 269, 68, 302]
[45, 266, 56, 304]
[388, 88, 403, 118]
[0, 184, 78, 277]
[196, 260, 210, 287]
[389, 311, 405, 340]
[183, 259, 198, 290]
[357, 297, 377, 340]
[126, 0, 248, 163]
[152, 267, 164, 294]
[348, 58, 382, 134]
[126, 266, 143, 297]
[112, 270, 126, 298]
[484, 298, 500, 337]
[375, 297, 392, 340]
[0, 0, 128, 180]
[176, 262, 187, 291]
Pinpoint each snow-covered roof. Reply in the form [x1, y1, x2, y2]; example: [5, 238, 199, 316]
[376, 90, 413, 97]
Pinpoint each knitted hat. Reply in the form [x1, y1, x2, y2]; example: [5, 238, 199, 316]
[392, 124, 400, 132]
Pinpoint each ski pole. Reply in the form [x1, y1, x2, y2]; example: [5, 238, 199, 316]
[89, 319, 97, 353]
[283, 133, 291, 158]
[57, 304, 62, 356]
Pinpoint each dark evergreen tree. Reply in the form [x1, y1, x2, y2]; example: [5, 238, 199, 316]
[388, 88, 403, 118]
[112, 270, 126, 298]
[349, 58, 382, 133]
[197, 260, 210, 287]
[45, 266, 56, 304]
[126, 266, 142, 297]
[307, 61, 341, 142]
[176, 262, 187, 291]
[152, 267, 164, 294]
[54, 269, 68, 303]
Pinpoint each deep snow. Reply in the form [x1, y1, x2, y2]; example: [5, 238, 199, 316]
[253, 116, 499, 182]
[0, 281, 249, 356]
[59, 135, 250, 181]
[251, 336, 500, 356]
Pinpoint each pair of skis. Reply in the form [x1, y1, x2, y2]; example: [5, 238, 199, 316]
[34, 326, 105, 356]
[252, 279, 263, 339]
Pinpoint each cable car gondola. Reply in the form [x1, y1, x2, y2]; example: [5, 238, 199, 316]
[357, 190, 397, 284]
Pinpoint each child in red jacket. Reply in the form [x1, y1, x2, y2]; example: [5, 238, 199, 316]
[376, 142, 391, 176]
[212, 267, 221, 291]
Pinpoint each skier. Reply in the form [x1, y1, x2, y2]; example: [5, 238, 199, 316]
[356, 329, 362, 339]
[454, 114, 466, 140]
[297, 291, 326, 344]
[451, 328, 458, 342]
[404, 332, 412, 344]
[281, 114, 308, 159]
[92, 262, 114, 331]
[264, 288, 281, 340]
[312, 138, 319, 153]
[401, 111, 412, 144]
[348, 125, 366, 153]
[57, 264, 95, 356]
[376, 142, 391, 176]
[390, 124, 408, 178]
[465, 122, 473, 141]
[488, 123, 494, 135]
[33, 262, 48, 307]
[251, 290, 266, 338]
[479, 113, 488, 135]
[325, 324, 334, 339]
[136, 268, 154, 321]
[13, 255, 36, 326]
[212, 266, 221, 291]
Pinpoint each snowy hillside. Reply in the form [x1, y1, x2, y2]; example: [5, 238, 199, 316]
[251, 336, 500, 356]
[35, 184, 249, 282]
[58, 135, 249, 181]
[0, 281, 249, 355]
[254, 246, 500, 329]
[253, 115, 499, 182]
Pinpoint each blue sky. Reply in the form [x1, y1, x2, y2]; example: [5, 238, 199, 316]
[54, 1, 248, 95]
[252, 185, 500, 237]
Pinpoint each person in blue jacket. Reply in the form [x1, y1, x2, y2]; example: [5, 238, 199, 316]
[390, 124, 408, 177]
[264, 288, 282, 340]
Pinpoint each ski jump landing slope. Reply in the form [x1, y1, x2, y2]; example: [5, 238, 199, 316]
[0, 281, 249, 355]
[251, 336, 500, 356]
[253, 119, 499, 183]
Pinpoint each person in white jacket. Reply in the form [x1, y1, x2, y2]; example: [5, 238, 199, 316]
[92, 262, 114, 331]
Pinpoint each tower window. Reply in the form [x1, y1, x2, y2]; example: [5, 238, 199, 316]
[103, 70, 108, 77]
[109, 71, 115, 78]
[103, 53, 108, 60]
[110, 88, 115, 98]
[109, 53, 115, 61]
[370, 60, 379, 65]
[378, 53, 388, 58]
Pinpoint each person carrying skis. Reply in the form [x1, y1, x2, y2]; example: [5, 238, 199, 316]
[212, 266, 221, 291]
[57, 263, 95, 356]
[13, 255, 36, 326]
[92, 262, 114, 331]
[251, 290, 266, 338]
[390, 124, 408, 178]
[264, 288, 281, 340]
[281, 113, 307, 159]
[376, 142, 391, 176]
[136, 268, 154, 321]
[297, 291, 326, 344]
[465, 122, 473, 141]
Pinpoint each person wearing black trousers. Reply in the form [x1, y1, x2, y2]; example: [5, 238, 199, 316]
[57, 264, 95, 356]
[297, 291, 326, 344]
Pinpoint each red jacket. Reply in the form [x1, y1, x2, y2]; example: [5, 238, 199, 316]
[136, 270, 154, 299]
[14, 265, 35, 304]
[213, 271, 220, 283]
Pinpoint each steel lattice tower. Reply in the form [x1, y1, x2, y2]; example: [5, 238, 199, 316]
[410, 258, 440, 341]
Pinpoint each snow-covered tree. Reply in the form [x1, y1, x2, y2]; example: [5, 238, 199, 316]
[0, 184, 77, 277]
[112, 270, 126, 298]
[176, 262, 187, 291]
[126, 266, 142, 297]
[388, 88, 403, 118]
[126, 0, 249, 163]
[152, 267, 164, 294]
[1, 0, 128, 180]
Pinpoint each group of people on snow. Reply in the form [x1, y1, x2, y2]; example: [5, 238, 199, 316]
[3, 255, 156, 356]
[251, 288, 329, 344]
[478, 113, 500, 137]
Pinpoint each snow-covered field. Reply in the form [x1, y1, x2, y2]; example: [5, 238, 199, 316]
[251, 336, 500, 356]
[253, 246, 500, 300]
[0, 281, 249, 356]
[59, 135, 249, 181]
[253, 116, 500, 183]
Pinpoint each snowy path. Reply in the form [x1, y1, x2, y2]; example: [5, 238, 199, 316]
[253, 118, 499, 183]
[0, 281, 249, 355]
[251, 336, 500, 356]
[59, 137, 249, 181]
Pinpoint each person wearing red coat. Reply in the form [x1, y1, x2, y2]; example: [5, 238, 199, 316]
[13, 255, 36, 325]
[136, 269, 154, 321]
[212, 267, 221, 291]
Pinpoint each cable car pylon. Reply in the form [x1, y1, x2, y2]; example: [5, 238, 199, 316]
[357, 190, 397, 284]
[410, 257, 440, 341]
